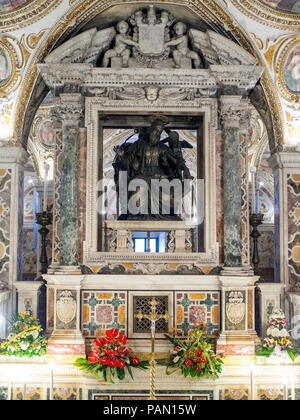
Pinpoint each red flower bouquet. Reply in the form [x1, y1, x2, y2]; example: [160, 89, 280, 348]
[75, 328, 149, 382]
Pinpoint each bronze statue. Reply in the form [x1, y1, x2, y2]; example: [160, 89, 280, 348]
[113, 116, 193, 220]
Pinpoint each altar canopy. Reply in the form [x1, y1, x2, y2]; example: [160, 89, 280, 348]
[0, 0, 300, 401]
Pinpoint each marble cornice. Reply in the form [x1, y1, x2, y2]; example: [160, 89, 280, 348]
[268, 152, 300, 170]
[0, 146, 29, 165]
[37, 64, 264, 93]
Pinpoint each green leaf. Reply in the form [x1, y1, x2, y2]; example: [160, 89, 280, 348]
[127, 365, 134, 380]
[102, 367, 107, 382]
[117, 367, 125, 380]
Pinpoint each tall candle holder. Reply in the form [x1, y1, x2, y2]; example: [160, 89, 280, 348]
[250, 212, 264, 276]
[134, 298, 169, 400]
[36, 210, 52, 275]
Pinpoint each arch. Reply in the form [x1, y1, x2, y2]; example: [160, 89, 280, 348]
[14, 0, 283, 153]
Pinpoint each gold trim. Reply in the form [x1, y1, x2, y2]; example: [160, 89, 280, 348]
[231, 0, 300, 30]
[277, 39, 300, 102]
[0, 0, 63, 32]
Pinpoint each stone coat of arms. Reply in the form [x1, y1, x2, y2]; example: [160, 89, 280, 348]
[225, 291, 245, 326]
[56, 290, 77, 325]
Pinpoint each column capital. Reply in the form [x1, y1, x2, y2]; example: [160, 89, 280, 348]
[219, 96, 250, 128]
[53, 93, 84, 126]
[268, 151, 300, 171]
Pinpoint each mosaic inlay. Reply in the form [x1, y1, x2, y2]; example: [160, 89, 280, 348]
[0, 168, 11, 286]
[287, 174, 300, 290]
[175, 292, 219, 336]
[82, 291, 126, 337]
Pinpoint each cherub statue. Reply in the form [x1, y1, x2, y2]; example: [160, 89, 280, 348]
[102, 20, 139, 68]
[165, 22, 201, 69]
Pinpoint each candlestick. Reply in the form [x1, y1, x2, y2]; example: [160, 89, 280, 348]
[49, 362, 54, 400]
[43, 163, 50, 212]
[36, 211, 52, 274]
[250, 364, 255, 400]
[250, 213, 264, 275]
[290, 374, 295, 400]
[250, 167, 256, 214]
[8, 379, 11, 400]
[283, 377, 288, 400]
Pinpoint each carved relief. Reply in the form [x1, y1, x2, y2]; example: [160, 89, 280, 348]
[100, 6, 203, 69]
[56, 290, 76, 326]
[225, 291, 246, 326]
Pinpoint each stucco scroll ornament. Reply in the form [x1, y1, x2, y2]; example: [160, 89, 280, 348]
[56, 290, 76, 325]
[225, 291, 246, 325]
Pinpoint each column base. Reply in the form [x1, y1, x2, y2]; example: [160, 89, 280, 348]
[47, 265, 82, 275]
[217, 332, 257, 356]
[221, 266, 255, 277]
[46, 330, 86, 359]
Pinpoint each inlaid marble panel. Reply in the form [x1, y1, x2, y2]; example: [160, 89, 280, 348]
[240, 133, 250, 266]
[175, 291, 219, 336]
[0, 168, 11, 287]
[82, 291, 126, 337]
[52, 131, 62, 264]
[47, 387, 81, 400]
[220, 387, 250, 400]
[257, 388, 284, 401]
[287, 174, 300, 290]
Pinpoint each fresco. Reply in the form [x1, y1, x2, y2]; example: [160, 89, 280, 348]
[0, 49, 10, 83]
[260, 0, 300, 12]
[0, 0, 32, 12]
[283, 44, 300, 93]
[39, 121, 55, 147]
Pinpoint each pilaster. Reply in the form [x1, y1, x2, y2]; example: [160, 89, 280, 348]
[0, 146, 28, 315]
[268, 152, 300, 290]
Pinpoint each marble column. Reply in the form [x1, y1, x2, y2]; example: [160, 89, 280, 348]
[56, 94, 83, 271]
[217, 98, 259, 356]
[0, 146, 28, 315]
[220, 96, 252, 274]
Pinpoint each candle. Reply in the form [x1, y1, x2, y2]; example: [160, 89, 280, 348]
[43, 163, 50, 212]
[8, 379, 11, 401]
[49, 362, 54, 400]
[23, 382, 26, 400]
[250, 167, 256, 214]
[250, 364, 255, 400]
[290, 374, 295, 401]
[283, 377, 288, 400]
